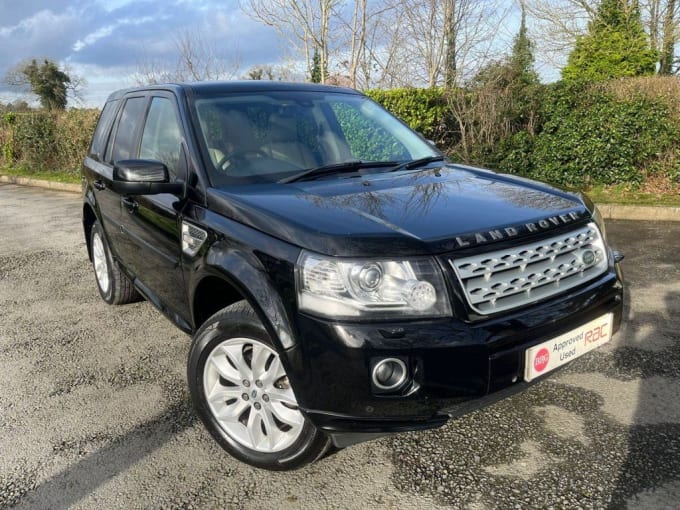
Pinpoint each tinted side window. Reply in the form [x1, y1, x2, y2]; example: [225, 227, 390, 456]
[89, 99, 119, 160]
[139, 97, 182, 180]
[110, 96, 147, 163]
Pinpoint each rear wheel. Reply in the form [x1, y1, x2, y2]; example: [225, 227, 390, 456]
[90, 221, 139, 305]
[188, 301, 330, 470]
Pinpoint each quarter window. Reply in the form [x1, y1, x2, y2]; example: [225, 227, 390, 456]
[140, 97, 183, 180]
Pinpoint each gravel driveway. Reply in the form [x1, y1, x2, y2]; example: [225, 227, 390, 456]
[1, 182, 679, 509]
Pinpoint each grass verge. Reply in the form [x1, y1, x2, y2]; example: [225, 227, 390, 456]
[0, 166, 81, 184]
[586, 184, 680, 206]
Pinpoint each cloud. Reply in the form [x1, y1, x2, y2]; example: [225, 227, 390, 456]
[0, 8, 80, 72]
[0, 0, 283, 107]
[72, 25, 116, 52]
[72, 16, 156, 52]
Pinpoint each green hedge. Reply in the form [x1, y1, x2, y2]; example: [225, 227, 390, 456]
[365, 88, 451, 146]
[2, 80, 679, 190]
[369, 81, 680, 189]
[527, 83, 678, 186]
[486, 82, 680, 188]
[1, 110, 99, 174]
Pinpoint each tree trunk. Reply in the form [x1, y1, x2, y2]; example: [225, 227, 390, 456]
[445, 0, 457, 88]
[660, 0, 677, 74]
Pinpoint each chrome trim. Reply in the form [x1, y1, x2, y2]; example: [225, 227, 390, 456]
[450, 223, 608, 315]
[181, 221, 208, 257]
[371, 358, 408, 390]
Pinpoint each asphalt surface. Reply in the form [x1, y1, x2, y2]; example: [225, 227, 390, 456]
[1, 182, 679, 510]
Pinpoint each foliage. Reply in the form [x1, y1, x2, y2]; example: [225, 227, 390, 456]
[365, 88, 450, 146]
[526, 82, 679, 186]
[12, 59, 72, 110]
[366, 76, 680, 190]
[508, 6, 541, 130]
[562, 0, 657, 82]
[1, 109, 99, 174]
[2, 76, 679, 193]
[310, 48, 323, 83]
[444, 13, 542, 166]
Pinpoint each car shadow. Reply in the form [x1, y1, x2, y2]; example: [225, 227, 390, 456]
[607, 288, 680, 508]
[606, 220, 680, 507]
[13, 402, 197, 510]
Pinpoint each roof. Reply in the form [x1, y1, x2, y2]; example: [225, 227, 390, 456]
[105, 81, 361, 103]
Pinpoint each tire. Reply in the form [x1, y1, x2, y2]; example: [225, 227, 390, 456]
[187, 301, 330, 470]
[89, 220, 140, 305]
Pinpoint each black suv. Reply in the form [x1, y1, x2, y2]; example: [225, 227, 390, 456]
[82, 82, 623, 470]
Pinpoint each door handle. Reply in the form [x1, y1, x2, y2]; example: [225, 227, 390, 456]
[93, 180, 105, 191]
[122, 196, 138, 212]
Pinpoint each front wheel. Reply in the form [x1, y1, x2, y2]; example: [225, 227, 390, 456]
[187, 301, 330, 470]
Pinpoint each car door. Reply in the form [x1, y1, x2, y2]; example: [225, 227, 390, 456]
[84, 96, 146, 254]
[116, 93, 190, 327]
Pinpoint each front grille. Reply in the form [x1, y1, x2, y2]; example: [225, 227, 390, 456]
[449, 223, 608, 315]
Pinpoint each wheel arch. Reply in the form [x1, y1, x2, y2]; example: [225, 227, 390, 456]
[191, 256, 297, 351]
[192, 274, 245, 331]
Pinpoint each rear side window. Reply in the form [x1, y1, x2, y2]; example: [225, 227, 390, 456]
[109, 96, 147, 163]
[89, 99, 119, 160]
[139, 97, 183, 180]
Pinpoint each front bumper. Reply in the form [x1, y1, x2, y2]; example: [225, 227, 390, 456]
[284, 264, 623, 439]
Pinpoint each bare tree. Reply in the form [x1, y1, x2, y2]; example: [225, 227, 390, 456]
[646, 0, 679, 73]
[241, 0, 509, 89]
[347, 0, 368, 87]
[243, 64, 295, 81]
[375, 0, 511, 88]
[334, 1, 399, 88]
[659, 0, 677, 73]
[133, 29, 241, 85]
[242, 0, 343, 83]
[524, 0, 594, 69]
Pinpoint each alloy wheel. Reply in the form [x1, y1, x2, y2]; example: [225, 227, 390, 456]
[203, 337, 304, 453]
[92, 232, 110, 294]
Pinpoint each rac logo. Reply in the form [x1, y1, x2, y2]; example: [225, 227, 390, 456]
[584, 323, 608, 345]
[533, 348, 550, 373]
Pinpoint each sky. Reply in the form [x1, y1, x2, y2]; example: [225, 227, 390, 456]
[0, 0, 543, 108]
[0, 0, 282, 106]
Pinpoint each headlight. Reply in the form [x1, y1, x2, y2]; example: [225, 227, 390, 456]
[297, 251, 452, 319]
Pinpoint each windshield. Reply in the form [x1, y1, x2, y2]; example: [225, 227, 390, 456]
[191, 91, 439, 186]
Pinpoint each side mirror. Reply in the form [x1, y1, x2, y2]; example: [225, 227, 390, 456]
[112, 160, 183, 195]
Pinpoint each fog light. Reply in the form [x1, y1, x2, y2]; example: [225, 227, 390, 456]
[372, 358, 408, 390]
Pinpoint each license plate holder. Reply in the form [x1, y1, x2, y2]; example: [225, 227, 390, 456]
[524, 313, 613, 382]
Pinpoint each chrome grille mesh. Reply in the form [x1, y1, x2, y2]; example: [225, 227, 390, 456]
[449, 223, 608, 315]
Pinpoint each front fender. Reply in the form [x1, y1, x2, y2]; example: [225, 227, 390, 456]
[199, 242, 298, 351]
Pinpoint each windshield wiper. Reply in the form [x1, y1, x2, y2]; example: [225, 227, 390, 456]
[388, 155, 446, 173]
[279, 160, 398, 184]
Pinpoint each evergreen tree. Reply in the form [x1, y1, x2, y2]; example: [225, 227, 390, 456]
[562, 0, 657, 81]
[508, 3, 540, 130]
[470, 2, 540, 132]
[22, 59, 71, 110]
[310, 48, 323, 83]
[510, 4, 539, 88]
